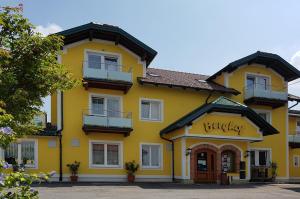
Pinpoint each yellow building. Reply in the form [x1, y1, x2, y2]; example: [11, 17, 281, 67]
[1, 22, 300, 183]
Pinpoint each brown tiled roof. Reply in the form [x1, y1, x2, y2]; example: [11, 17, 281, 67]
[137, 68, 240, 95]
[288, 93, 300, 102]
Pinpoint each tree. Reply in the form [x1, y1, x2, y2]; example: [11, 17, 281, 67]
[0, 6, 77, 198]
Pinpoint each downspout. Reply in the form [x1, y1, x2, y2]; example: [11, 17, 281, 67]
[288, 101, 299, 110]
[58, 91, 64, 182]
[160, 134, 175, 182]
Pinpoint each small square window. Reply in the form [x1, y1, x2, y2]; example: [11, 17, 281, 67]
[140, 99, 162, 121]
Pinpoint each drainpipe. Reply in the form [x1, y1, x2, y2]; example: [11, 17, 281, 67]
[288, 101, 299, 110]
[160, 135, 175, 182]
[57, 91, 64, 182]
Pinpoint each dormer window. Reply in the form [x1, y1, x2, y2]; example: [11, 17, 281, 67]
[246, 75, 270, 91]
[87, 51, 120, 72]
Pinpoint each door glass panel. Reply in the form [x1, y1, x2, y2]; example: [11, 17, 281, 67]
[107, 98, 120, 117]
[250, 151, 255, 166]
[91, 97, 104, 115]
[197, 152, 208, 171]
[104, 56, 118, 71]
[257, 76, 269, 90]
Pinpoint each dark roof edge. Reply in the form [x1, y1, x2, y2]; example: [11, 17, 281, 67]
[160, 103, 279, 136]
[56, 22, 157, 66]
[137, 77, 240, 95]
[207, 51, 300, 82]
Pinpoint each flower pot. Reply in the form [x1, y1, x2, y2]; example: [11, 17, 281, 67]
[127, 174, 135, 183]
[70, 175, 78, 182]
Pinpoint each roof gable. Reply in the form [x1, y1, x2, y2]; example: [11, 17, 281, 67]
[160, 97, 279, 136]
[208, 51, 300, 82]
[56, 22, 157, 66]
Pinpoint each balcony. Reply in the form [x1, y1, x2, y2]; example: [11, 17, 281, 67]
[82, 109, 133, 137]
[250, 166, 273, 182]
[244, 84, 287, 108]
[289, 133, 300, 148]
[82, 61, 133, 93]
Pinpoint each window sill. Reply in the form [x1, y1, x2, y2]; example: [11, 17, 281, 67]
[89, 165, 122, 169]
[141, 166, 162, 170]
[140, 118, 163, 123]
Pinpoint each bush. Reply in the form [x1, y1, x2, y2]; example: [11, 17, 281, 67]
[125, 161, 139, 175]
[67, 161, 80, 176]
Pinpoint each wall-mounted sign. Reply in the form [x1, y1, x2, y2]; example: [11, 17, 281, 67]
[203, 121, 243, 135]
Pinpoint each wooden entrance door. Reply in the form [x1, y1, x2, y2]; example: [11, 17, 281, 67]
[194, 149, 217, 183]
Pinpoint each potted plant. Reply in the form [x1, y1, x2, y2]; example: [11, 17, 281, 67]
[271, 162, 277, 181]
[67, 161, 80, 182]
[125, 160, 139, 183]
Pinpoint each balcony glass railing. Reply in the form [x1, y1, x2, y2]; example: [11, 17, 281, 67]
[82, 109, 132, 129]
[244, 83, 287, 101]
[289, 134, 300, 143]
[82, 61, 132, 82]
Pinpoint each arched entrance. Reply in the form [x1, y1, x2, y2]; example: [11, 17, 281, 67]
[190, 144, 219, 183]
[190, 143, 242, 183]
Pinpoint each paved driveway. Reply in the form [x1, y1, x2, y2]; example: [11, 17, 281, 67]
[36, 183, 300, 199]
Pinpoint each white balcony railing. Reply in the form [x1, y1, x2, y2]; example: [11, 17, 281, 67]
[244, 84, 287, 101]
[83, 61, 132, 83]
[289, 135, 300, 143]
[83, 109, 132, 129]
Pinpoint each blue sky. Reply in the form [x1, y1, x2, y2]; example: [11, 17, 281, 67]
[2, 0, 300, 118]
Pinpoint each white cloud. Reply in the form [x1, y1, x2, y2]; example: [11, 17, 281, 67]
[35, 23, 62, 36]
[289, 51, 300, 109]
[291, 51, 300, 69]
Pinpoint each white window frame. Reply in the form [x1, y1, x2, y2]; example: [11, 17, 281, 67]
[3, 139, 38, 169]
[296, 119, 300, 135]
[84, 49, 122, 71]
[293, 155, 300, 168]
[245, 73, 271, 90]
[139, 98, 163, 122]
[249, 148, 272, 167]
[89, 140, 123, 168]
[140, 143, 163, 169]
[89, 93, 123, 116]
[254, 109, 272, 124]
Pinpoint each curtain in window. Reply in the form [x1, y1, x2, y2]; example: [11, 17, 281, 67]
[150, 145, 160, 166]
[4, 143, 18, 164]
[21, 141, 35, 165]
[107, 144, 119, 165]
[92, 144, 104, 165]
[107, 98, 120, 117]
[150, 101, 160, 120]
[142, 145, 150, 166]
[104, 57, 118, 71]
[92, 97, 104, 115]
[141, 101, 150, 119]
[88, 53, 102, 69]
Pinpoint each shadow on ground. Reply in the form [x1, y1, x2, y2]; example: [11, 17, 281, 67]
[282, 187, 300, 193]
[32, 182, 272, 190]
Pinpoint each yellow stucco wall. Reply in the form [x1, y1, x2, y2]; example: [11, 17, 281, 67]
[26, 39, 292, 181]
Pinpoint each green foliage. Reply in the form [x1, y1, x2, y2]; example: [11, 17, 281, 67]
[0, 160, 52, 199]
[66, 161, 80, 176]
[0, 6, 77, 199]
[0, 7, 78, 143]
[124, 161, 139, 175]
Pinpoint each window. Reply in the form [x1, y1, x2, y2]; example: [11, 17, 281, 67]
[141, 144, 162, 168]
[246, 75, 270, 91]
[222, 150, 235, 172]
[90, 141, 121, 167]
[294, 156, 300, 168]
[296, 120, 300, 135]
[250, 149, 271, 166]
[256, 110, 271, 124]
[87, 51, 119, 71]
[4, 140, 37, 168]
[91, 95, 121, 117]
[140, 99, 162, 121]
